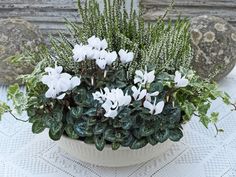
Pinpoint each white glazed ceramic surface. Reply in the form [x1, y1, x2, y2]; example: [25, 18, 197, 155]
[58, 135, 173, 167]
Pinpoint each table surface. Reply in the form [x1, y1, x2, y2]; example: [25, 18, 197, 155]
[0, 68, 236, 177]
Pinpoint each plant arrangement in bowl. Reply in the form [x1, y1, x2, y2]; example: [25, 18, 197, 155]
[0, 0, 234, 167]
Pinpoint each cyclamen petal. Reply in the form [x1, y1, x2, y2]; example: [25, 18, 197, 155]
[118, 49, 134, 64]
[146, 91, 159, 101]
[174, 71, 189, 88]
[101, 39, 108, 50]
[131, 86, 147, 101]
[45, 87, 57, 99]
[138, 89, 147, 100]
[104, 108, 118, 119]
[134, 69, 155, 85]
[146, 70, 155, 84]
[96, 58, 107, 70]
[106, 51, 117, 65]
[154, 101, 165, 115]
[144, 98, 164, 115]
[144, 100, 154, 114]
[57, 93, 66, 100]
[71, 76, 81, 89]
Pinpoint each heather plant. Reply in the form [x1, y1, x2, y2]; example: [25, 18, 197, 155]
[0, 0, 234, 151]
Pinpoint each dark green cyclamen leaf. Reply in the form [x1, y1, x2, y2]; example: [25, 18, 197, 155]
[94, 123, 107, 135]
[169, 128, 183, 142]
[84, 108, 97, 117]
[74, 122, 87, 137]
[168, 107, 181, 124]
[32, 121, 45, 134]
[155, 129, 169, 143]
[101, 116, 109, 122]
[120, 117, 132, 130]
[66, 111, 74, 124]
[147, 135, 158, 146]
[27, 109, 36, 117]
[94, 136, 105, 151]
[113, 119, 122, 128]
[115, 81, 126, 88]
[49, 128, 63, 141]
[121, 135, 134, 147]
[73, 89, 87, 105]
[71, 107, 83, 118]
[28, 114, 41, 123]
[149, 81, 164, 92]
[104, 129, 116, 142]
[51, 122, 63, 135]
[65, 125, 79, 139]
[132, 129, 142, 139]
[52, 108, 63, 122]
[84, 137, 94, 144]
[87, 117, 97, 126]
[130, 139, 148, 149]
[112, 142, 120, 150]
[140, 126, 154, 137]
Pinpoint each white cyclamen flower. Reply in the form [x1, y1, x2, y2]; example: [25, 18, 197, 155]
[93, 87, 131, 119]
[88, 36, 108, 50]
[96, 50, 117, 70]
[42, 66, 81, 99]
[118, 49, 134, 64]
[134, 69, 155, 85]
[73, 44, 96, 62]
[144, 98, 165, 115]
[72, 44, 87, 62]
[131, 86, 147, 100]
[174, 71, 189, 88]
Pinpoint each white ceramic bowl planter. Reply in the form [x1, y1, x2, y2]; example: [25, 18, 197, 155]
[58, 136, 173, 167]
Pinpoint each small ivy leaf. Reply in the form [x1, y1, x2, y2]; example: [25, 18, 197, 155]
[169, 128, 183, 142]
[32, 121, 45, 134]
[200, 115, 210, 128]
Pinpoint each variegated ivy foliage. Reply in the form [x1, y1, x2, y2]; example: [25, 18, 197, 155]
[0, 0, 233, 151]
